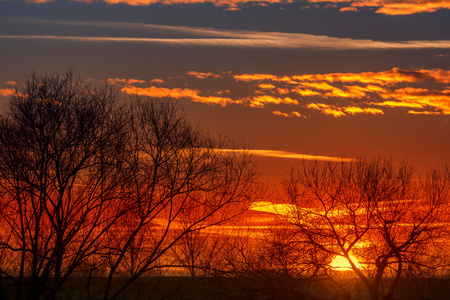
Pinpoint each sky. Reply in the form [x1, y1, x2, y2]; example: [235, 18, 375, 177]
[0, 0, 449, 182]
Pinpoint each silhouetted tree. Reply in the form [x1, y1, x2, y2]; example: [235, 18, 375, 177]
[283, 157, 450, 300]
[100, 99, 258, 300]
[171, 208, 232, 277]
[0, 71, 259, 300]
[0, 70, 131, 300]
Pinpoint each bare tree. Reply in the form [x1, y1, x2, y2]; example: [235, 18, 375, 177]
[283, 157, 450, 300]
[171, 207, 233, 277]
[0, 71, 131, 300]
[0, 71, 259, 300]
[208, 219, 335, 300]
[96, 98, 258, 300]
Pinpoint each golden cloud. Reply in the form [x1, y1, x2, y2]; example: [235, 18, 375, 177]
[340, 7, 358, 12]
[292, 68, 450, 85]
[311, 0, 450, 15]
[186, 71, 223, 79]
[291, 88, 322, 97]
[308, 103, 384, 117]
[31, 0, 450, 15]
[272, 110, 305, 118]
[111, 68, 449, 117]
[107, 78, 146, 86]
[248, 95, 299, 107]
[308, 103, 346, 117]
[234, 68, 450, 88]
[222, 148, 354, 161]
[234, 74, 281, 82]
[356, 0, 450, 15]
[0, 89, 14, 96]
[231, 68, 450, 115]
[344, 106, 384, 115]
[121, 86, 235, 106]
[408, 110, 443, 115]
[292, 111, 303, 118]
[276, 88, 290, 95]
[375, 88, 450, 113]
[150, 79, 165, 84]
[272, 110, 291, 117]
[258, 83, 276, 90]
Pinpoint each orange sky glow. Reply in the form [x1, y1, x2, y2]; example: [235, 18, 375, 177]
[27, 0, 450, 15]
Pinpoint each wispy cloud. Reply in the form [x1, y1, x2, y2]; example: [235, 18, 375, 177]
[222, 149, 354, 161]
[121, 86, 236, 106]
[107, 78, 146, 85]
[185, 71, 223, 79]
[1, 31, 449, 50]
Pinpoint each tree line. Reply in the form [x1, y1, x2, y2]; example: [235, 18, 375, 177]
[0, 71, 448, 300]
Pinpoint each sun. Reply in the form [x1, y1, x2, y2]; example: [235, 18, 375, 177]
[330, 254, 360, 271]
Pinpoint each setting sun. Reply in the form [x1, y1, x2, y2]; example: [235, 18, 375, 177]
[330, 254, 361, 271]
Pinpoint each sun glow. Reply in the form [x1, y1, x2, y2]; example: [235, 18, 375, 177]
[249, 201, 295, 217]
[330, 254, 361, 271]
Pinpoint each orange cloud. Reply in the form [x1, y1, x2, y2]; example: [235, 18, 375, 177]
[113, 68, 449, 117]
[0, 89, 14, 96]
[375, 88, 450, 113]
[107, 78, 146, 86]
[231, 68, 450, 115]
[340, 7, 358, 12]
[185, 71, 223, 79]
[363, 1, 450, 15]
[258, 83, 276, 90]
[308, 103, 384, 117]
[234, 74, 281, 82]
[234, 73, 297, 84]
[292, 68, 450, 85]
[408, 110, 443, 115]
[344, 107, 384, 115]
[272, 110, 291, 117]
[292, 111, 304, 118]
[251, 149, 354, 161]
[291, 88, 321, 97]
[311, 0, 450, 15]
[373, 101, 424, 108]
[276, 88, 290, 95]
[150, 79, 165, 84]
[121, 86, 235, 106]
[5, 81, 16, 85]
[222, 149, 354, 161]
[299, 82, 336, 91]
[68, 0, 450, 15]
[235, 69, 450, 89]
[272, 110, 305, 118]
[307, 103, 346, 117]
[248, 95, 299, 107]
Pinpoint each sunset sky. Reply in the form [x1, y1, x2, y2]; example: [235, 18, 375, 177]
[1, 0, 449, 182]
